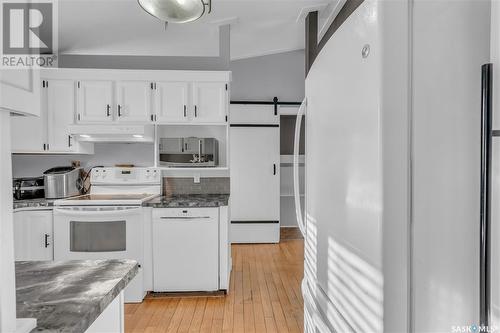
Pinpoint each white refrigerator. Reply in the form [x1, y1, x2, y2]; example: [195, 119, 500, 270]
[294, 0, 491, 332]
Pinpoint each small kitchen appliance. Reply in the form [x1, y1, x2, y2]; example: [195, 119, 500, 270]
[43, 166, 82, 199]
[12, 177, 44, 200]
[159, 137, 218, 167]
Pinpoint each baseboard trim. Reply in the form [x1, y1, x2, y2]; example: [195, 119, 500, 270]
[231, 222, 280, 243]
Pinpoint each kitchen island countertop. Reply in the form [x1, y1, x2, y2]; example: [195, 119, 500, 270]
[16, 259, 138, 333]
[143, 194, 230, 208]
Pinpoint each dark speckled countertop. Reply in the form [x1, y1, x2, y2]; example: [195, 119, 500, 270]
[16, 260, 138, 333]
[13, 198, 54, 211]
[143, 194, 230, 208]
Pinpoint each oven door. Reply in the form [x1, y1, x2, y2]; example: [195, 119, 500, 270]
[53, 206, 143, 261]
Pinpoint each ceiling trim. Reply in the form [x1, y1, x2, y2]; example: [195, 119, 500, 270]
[230, 46, 304, 61]
[209, 16, 239, 26]
[296, 4, 328, 23]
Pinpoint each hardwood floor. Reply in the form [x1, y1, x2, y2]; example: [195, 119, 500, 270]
[125, 240, 304, 333]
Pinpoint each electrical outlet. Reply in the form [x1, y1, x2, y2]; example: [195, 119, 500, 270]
[194, 174, 201, 183]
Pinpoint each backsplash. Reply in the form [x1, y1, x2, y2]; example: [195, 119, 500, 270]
[163, 177, 230, 196]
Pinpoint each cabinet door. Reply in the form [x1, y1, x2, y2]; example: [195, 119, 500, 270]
[155, 82, 189, 123]
[192, 82, 227, 123]
[11, 79, 47, 152]
[13, 210, 53, 261]
[47, 80, 76, 152]
[230, 127, 280, 221]
[1, 68, 41, 116]
[77, 80, 113, 123]
[116, 81, 152, 123]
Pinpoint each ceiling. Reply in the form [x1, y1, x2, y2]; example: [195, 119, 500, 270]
[58, 0, 336, 60]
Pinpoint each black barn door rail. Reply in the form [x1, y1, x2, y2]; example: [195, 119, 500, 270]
[230, 97, 302, 116]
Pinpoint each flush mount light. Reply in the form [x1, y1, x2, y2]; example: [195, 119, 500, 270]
[138, 0, 211, 24]
[133, 134, 144, 138]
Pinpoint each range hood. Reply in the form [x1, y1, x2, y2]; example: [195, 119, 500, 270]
[68, 125, 155, 143]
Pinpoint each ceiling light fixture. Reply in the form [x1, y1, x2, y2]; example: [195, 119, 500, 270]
[138, 0, 211, 24]
[133, 134, 144, 138]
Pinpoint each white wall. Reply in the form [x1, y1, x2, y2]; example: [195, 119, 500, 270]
[229, 50, 305, 102]
[0, 113, 17, 333]
[12, 143, 154, 178]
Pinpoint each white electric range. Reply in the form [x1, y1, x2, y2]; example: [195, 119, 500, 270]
[53, 167, 161, 303]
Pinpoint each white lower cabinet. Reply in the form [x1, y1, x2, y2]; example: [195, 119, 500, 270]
[152, 207, 219, 292]
[13, 210, 53, 261]
[85, 291, 124, 333]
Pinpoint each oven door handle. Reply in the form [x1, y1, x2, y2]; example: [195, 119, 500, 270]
[54, 207, 141, 217]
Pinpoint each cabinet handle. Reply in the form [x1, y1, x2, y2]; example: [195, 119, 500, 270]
[44, 234, 50, 248]
[151, 114, 154, 122]
[184, 105, 187, 118]
[194, 105, 198, 117]
[273, 163, 277, 175]
[106, 104, 111, 117]
[68, 135, 72, 147]
[118, 105, 122, 117]
[43, 143, 46, 151]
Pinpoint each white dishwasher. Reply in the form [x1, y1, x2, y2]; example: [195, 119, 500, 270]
[152, 207, 219, 292]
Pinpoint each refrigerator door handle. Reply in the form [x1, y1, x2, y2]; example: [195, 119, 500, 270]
[480, 63, 493, 327]
[294, 98, 307, 236]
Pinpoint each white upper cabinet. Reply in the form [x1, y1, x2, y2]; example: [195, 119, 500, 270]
[1, 69, 41, 116]
[11, 79, 93, 154]
[77, 80, 114, 123]
[192, 82, 228, 123]
[47, 80, 77, 152]
[11, 80, 47, 152]
[155, 81, 189, 123]
[116, 81, 153, 123]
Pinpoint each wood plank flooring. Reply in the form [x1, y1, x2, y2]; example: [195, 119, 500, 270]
[125, 240, 304, 333]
